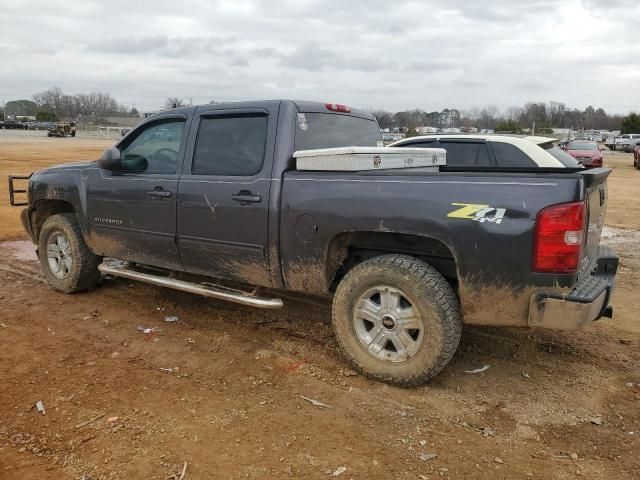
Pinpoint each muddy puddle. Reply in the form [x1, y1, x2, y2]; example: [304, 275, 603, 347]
[0, 240, 37, 262]
[601, 226, 640, 249]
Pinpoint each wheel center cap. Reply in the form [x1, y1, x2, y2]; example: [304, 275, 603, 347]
[382, 315, 396, 330]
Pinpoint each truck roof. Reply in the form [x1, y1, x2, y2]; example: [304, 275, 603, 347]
[158, 100, 375, 121]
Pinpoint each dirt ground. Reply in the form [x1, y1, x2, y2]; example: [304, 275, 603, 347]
[0, 131, 638, 480]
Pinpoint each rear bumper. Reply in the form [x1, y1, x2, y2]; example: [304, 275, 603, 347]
[528, 246, 618, 330]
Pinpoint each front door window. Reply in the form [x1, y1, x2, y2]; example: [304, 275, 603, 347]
[119, 120, 185, 174]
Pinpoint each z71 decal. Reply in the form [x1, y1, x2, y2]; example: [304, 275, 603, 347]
[447, 203, 507, 224]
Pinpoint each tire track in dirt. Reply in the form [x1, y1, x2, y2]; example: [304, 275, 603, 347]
[1, 235, 639, 479]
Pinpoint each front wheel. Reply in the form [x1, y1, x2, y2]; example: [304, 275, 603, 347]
[38, 213, 101, 293]
[332, 255, 462, 387]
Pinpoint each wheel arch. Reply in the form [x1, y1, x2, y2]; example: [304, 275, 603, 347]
[31, 199, 76, 242]
[324, 231, 460, 292]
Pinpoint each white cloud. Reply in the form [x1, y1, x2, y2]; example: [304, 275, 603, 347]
[0, 0, 638, 112]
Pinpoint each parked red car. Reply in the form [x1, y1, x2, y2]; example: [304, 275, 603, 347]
[564, 140, 603, 168]
[634, 144, 640, 170]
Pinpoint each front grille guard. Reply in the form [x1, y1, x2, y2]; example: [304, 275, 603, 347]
[8, 174, 32, 206]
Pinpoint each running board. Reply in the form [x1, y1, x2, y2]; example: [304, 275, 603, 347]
[98, 262, 283, 309]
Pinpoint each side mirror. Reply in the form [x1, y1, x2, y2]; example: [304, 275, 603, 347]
[98, 147, 121, 170]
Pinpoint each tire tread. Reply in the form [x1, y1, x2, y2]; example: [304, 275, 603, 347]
[332, 254, 461, 387]
[38, 213, 101, 293]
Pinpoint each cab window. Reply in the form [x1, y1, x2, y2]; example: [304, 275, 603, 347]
[192, 115, 268, 176]
[119, 119, 185, 174]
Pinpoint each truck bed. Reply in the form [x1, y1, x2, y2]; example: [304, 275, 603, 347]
[279, 167, 609, 326]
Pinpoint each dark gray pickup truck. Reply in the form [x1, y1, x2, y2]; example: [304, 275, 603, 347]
[9, 99, 618, 386]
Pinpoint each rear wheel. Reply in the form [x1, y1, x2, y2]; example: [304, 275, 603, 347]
[38, 213, 101, 293]
[332, 254, 462, 386]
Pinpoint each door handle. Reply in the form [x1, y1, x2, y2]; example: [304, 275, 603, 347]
[232, 190, 262, 204]
[146, 189, 172, 198]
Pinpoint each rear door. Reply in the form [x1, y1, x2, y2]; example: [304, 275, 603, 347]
[176, 104, 279, 287]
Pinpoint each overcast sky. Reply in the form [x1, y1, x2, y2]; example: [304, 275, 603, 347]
[1, 0, 639, 113]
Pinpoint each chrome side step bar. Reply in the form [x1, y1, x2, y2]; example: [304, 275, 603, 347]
[98, 262, 283, 309]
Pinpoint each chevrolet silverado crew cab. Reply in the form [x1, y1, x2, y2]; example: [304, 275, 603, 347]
[9, 100, 618, 386]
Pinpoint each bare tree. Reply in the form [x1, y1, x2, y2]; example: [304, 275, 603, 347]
[33, 87, 123, 119]
[547, 101, 567, 127]
[370, 109, 394, 129]
[164, 98, 185, 110]
[33, 87, 64, 114]
[504, 106, 523, 122]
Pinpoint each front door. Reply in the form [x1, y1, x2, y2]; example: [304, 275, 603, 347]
[177, 105, 277, 287]
[87, 115, 188, 269]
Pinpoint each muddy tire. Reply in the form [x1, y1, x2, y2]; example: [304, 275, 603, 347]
[332, 254, 461, 387]
[38, 213, 101, 293]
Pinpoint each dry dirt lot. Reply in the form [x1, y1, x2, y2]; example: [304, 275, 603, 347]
[0, 131, 639, 480]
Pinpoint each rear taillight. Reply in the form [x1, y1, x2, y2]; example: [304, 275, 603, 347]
[325, 103, 351, 113]
[532, 201, 585, 273]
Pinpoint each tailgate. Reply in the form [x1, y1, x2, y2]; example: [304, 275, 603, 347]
[579, 168, 610, 276]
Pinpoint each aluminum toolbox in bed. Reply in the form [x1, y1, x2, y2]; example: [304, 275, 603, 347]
[294, 147, 446, 171]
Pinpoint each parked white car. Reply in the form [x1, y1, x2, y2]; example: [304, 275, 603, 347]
[389, 134, 581, 168]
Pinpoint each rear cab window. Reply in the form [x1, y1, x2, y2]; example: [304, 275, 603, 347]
[295, 113, 382, 150]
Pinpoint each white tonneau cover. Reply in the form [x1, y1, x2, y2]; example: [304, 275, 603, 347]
[294, 146, 446, 171]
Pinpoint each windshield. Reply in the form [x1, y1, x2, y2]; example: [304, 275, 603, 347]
[569, 141, 598, 151]
[540, 142, 582, 167]
[295, 113, 382, 150]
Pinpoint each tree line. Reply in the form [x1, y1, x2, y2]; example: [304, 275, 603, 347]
[2, 87, 138, 121]
[3, 91, 638, 134]
[371, 101, 637, 133]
